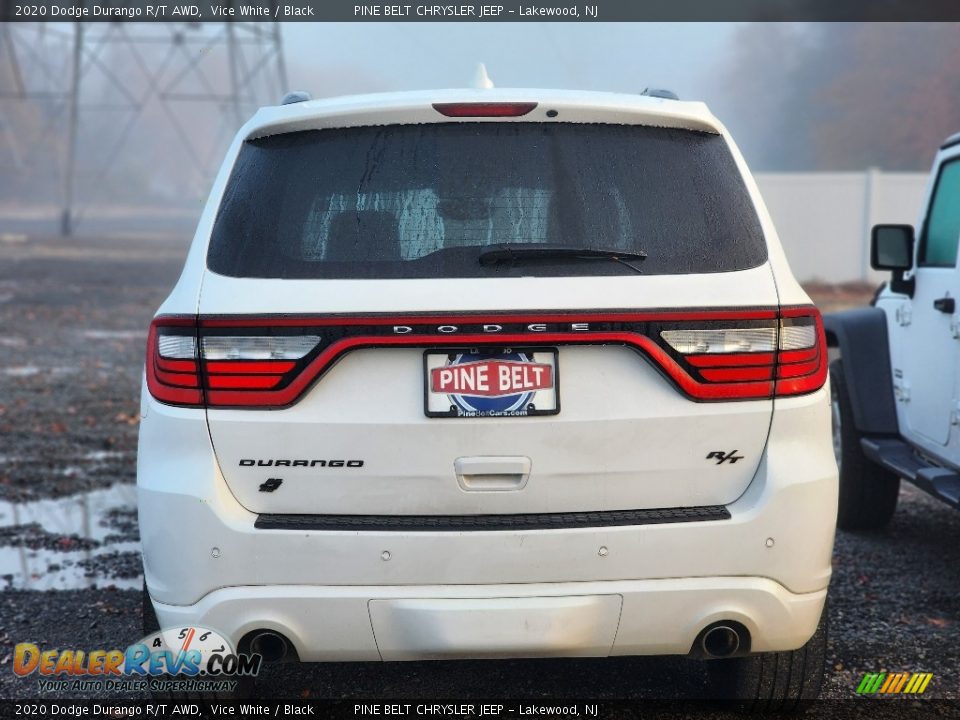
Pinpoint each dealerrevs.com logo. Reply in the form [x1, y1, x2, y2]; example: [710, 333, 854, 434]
[13, 626, 261, 693]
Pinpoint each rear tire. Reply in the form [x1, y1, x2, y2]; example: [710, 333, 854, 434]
[142, 579, 160, 636]
[830, 359, 900, 531]
[705, 600, 828, 711]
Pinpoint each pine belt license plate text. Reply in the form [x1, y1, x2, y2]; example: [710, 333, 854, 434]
[424, 348, 560, 418]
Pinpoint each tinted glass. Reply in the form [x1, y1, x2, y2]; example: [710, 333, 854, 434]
[920, 159, 960, 267]
[208, 123, 767, 279]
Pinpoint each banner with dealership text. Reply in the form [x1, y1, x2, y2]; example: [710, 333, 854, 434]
[4, 0, 960, 22]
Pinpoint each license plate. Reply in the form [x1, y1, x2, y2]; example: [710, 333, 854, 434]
[424, 348, 560, 418]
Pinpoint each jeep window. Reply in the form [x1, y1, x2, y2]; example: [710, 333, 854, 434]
[919, 157, 960, 267]
[208, 123, 767, 279]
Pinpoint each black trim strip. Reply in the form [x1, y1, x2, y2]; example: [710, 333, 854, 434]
[254, 506, 731, 532]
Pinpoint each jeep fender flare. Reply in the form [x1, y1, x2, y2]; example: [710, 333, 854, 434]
[822, 307, 899, 436]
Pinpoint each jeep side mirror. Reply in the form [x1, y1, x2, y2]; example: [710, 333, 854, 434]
[871, 224, 915, 296]
[871, 224, 914, 270]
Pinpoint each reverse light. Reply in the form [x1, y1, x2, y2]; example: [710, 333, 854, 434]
[157, 335, 197, 359]
[201, 336, 320, 360]
[778, 322, 817, 350]
[660, 328, 777, 355]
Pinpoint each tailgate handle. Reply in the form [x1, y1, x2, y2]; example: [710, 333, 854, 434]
[455, 456, 532, 492]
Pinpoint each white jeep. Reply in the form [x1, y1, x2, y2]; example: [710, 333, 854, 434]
[138, 87, 837, 707]
[826, 131, 960, 529]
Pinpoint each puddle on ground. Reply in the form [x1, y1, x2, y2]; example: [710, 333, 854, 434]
[0, 483, 141, 590]
[81, 329, 147, 340]
[2, 365, 78, 377]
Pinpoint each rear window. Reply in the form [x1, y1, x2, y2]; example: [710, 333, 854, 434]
[207, 123, 767, 279]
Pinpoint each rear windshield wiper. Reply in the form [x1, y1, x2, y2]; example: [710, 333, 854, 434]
[479, 244, 647, 273]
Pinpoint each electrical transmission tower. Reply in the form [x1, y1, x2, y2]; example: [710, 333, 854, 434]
[0, 19, 288, 236]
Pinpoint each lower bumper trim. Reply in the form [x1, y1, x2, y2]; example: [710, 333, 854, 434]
[150, 578, 827, 661]
[254, 505, 731, 532]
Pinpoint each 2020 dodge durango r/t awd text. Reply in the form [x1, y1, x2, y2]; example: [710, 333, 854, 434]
[137, 88, 837, 707]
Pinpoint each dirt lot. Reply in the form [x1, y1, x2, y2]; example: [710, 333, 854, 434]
[0, 235, 957, 713]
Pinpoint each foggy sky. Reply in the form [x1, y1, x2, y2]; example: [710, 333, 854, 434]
[282, 23, 734, 103]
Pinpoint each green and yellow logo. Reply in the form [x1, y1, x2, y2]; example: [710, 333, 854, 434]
[856, 672, 933, 695]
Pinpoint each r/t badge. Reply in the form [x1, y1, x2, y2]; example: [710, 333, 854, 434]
[706, 450, 744, 465]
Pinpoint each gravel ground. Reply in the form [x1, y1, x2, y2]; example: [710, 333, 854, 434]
[0, 235, 957, 715]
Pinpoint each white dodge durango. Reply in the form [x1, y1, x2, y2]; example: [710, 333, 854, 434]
[138, 87, 838, 708]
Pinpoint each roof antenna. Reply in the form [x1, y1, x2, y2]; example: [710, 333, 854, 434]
[641, 87, 679, 100]
[473, 63, 494, 89]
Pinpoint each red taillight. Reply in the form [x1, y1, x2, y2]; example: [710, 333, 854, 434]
[146, 317, 203, 407]
[145, 307, 828, 409]
[432, 102, 538, 117]
[146, 318, 320, 408]
[699, 366, 773, 382]
[773, 307, 829, 397]
[660, 306, 827, 400]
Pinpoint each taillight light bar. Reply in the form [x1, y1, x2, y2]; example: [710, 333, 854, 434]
[145, 307, 827, 409]
[773, 307, 829, 397]
[146, 317, 202, 406]
[666, 307, 827, 399]
[146, 318, 322, 407]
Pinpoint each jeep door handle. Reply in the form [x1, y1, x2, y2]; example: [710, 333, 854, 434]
[934, 296, 956, 314]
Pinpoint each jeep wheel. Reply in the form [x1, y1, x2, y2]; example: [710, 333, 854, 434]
[830, 359, 900, 531]
[705, 600, 828, 711]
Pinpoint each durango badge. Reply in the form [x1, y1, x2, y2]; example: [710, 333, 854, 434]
[424, 349, 559, 418]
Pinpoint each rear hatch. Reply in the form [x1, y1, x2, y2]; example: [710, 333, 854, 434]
[193, 116, 783, 516]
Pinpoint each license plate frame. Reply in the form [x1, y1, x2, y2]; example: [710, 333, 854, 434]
[423, 347, 560, 419]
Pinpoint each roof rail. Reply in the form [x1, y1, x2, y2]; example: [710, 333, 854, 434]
[280, 91, 312, 105]
[941, 131, 960, 151]
[641, 88, 679, 100]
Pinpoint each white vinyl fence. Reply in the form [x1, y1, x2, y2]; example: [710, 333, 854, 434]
[755, 170, 929, 284]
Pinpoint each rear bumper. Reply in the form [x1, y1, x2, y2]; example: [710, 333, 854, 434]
[138, 383, 837, 658]
[152, 578, 827, 661]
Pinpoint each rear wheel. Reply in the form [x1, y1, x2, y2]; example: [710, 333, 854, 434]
[830, 359, 900, 531]
[705, 601, 828, 711]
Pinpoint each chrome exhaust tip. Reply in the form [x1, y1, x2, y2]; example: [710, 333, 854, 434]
[701, 624, 741, 658]
[248, 630, 290, 663]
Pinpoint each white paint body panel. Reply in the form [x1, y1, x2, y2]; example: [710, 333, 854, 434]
[139, 88, 836, 660]
[153, 581, 827, 662]
[138, 384, 836, 657]
[198, 264, 777, 315]
[368, 595, 624, 660]
[208, 345, 773, 515]
[878, 140, 960, 462]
